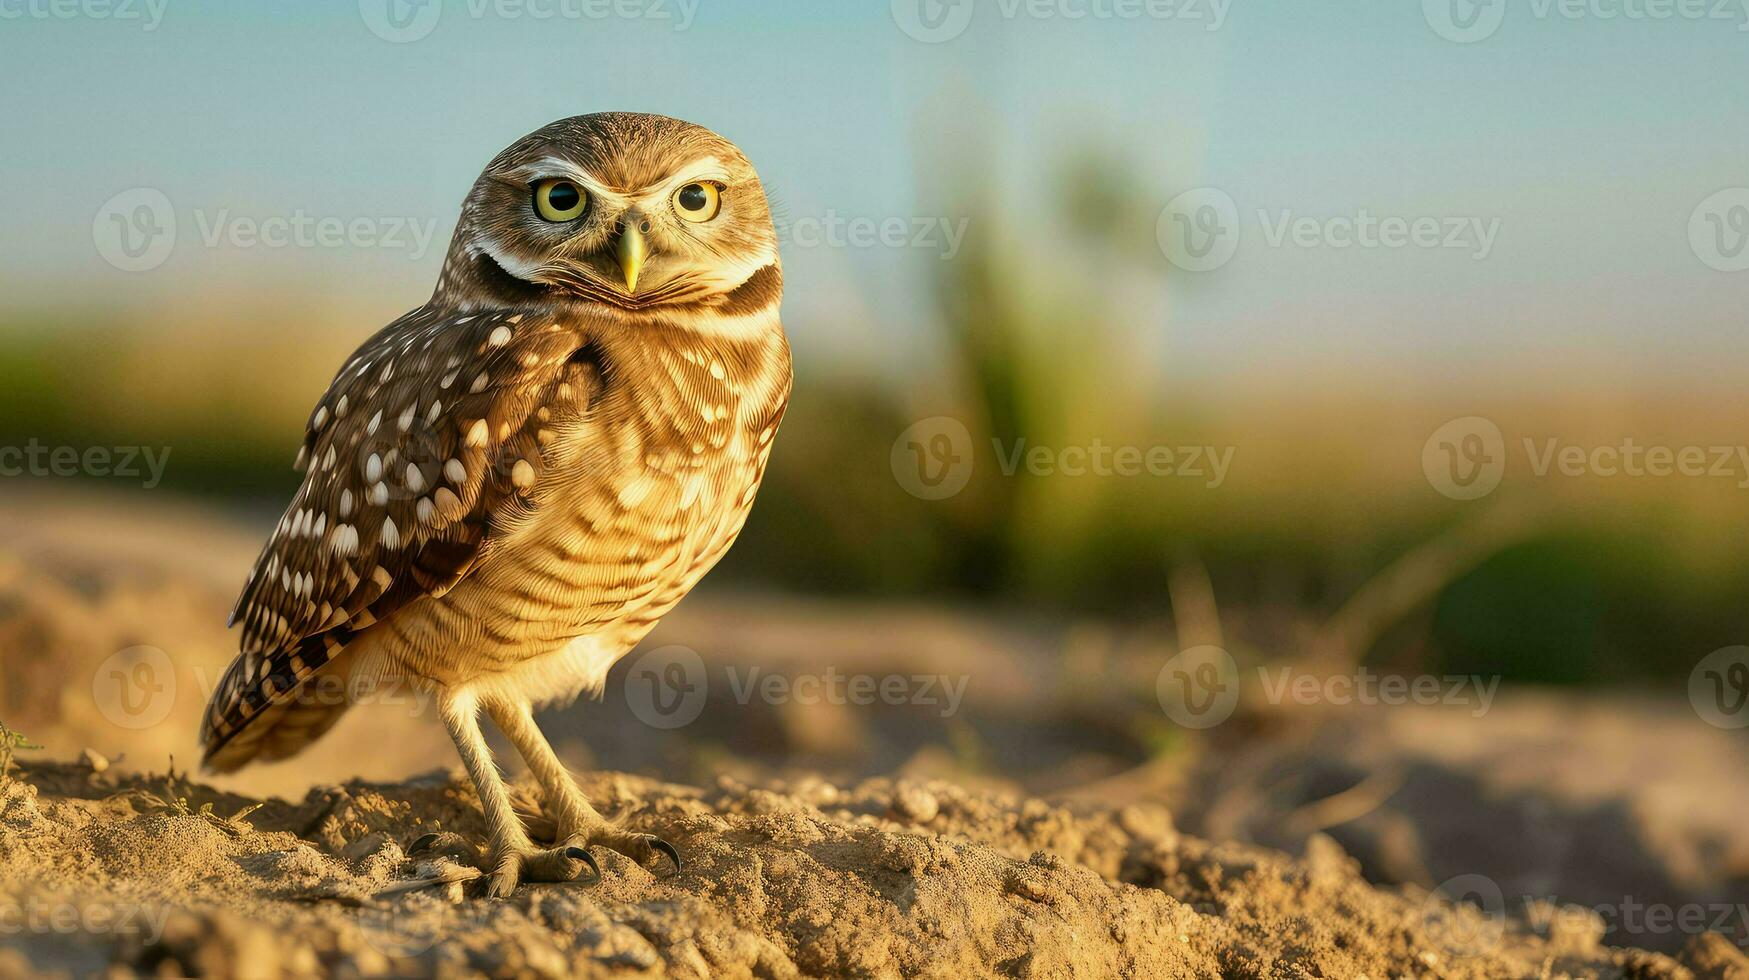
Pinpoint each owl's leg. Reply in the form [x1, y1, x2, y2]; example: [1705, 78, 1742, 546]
[487, 700, 682, 875]
[437, 690, 596, 897]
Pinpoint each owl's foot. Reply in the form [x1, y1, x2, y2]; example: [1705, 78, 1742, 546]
[481, 700, 683, 877]
[410, 831, 603, 897]
[561, 823, 683, 877]
[479, 840, 601, 898]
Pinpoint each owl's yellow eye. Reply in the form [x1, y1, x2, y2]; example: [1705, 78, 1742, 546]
[533, 179, 587, 222]
[672, 182, 721, 223]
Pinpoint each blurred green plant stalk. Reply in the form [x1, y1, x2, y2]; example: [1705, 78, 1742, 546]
[3, 152, 1746, 687]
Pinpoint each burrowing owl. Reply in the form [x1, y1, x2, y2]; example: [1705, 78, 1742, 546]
[200, 113, 789, 896]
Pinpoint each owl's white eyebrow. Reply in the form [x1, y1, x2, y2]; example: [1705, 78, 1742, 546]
[641, 156, 731, 201]
[502, 158, 624, 205]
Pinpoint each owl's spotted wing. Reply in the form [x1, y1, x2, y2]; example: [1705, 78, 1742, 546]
[201, 306, 594, 766]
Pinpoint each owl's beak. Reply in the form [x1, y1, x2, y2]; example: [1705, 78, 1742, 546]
[614, 220, 648, 293]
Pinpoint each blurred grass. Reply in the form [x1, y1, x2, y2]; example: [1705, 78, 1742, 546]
[3, 161, 1747, 688]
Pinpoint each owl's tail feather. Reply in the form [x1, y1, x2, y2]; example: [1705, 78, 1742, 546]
[205, 696, 353, 773]
[200, 640, 359, 773]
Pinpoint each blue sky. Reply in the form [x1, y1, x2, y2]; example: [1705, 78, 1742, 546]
[2, 0, 1745, 382]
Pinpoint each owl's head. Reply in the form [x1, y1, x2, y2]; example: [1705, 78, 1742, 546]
[438, 113, 779, 312]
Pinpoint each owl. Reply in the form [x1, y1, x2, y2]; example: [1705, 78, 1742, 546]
[199, 113, 790, 897]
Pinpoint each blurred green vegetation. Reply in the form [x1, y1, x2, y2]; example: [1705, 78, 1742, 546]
[737, 148, 1749, 687]
[2, 155, 1746, 689]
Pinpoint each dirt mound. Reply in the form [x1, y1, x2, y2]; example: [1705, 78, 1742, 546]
[3, 493, 1747, 978]
[1, 759, 1741, 979]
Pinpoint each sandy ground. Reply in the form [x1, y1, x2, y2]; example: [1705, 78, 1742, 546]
[4, 758, 1745, 979]
[1, 489, 1747, 977]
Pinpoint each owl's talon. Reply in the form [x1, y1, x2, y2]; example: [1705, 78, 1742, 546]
[407, 830, 475, 863]
[479, 840, 598, 897]
[565, 846, 603, 882]
[649, 836, 682, 877]
[557, 826, 683, 877]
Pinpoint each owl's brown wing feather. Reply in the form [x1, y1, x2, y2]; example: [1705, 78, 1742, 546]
[201, 306, 596, 768]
